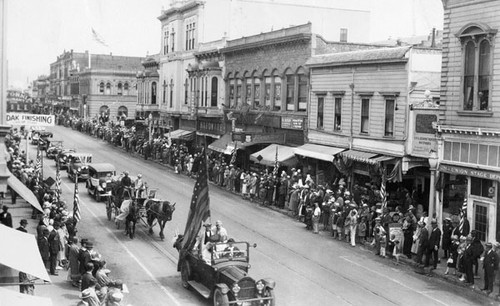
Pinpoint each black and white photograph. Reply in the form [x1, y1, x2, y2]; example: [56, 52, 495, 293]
[0, 0, 498, 305]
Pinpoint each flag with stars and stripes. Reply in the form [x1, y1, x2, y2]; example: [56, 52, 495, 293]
[380, 171, 387, 209]
[34, 146, 42, 187]
[459, 197, 468, 233]
[272, 145, 279, 177]
[73, 180, 81, 223]
[230, 142, 237, 165]
[55, 161, 62, 202]
[181, 152, 211, 256]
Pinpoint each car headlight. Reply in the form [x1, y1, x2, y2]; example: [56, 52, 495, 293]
[102, 182, 107, 188]
[232, 284, 240, 294]
[256, 281, 265, 292]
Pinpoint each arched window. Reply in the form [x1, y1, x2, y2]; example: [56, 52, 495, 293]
[117, 83, 123, 95]
[253, 77, 261, 107]
[117, 106, 128, 118]
[463, 41, 475, 110]
[211, 77, 218, 107]
[151, 82, 157, 104]
[163, 80, 167, 104]
[169, 79, 174, 108]
[124, 83, 129, 95]
[99, 82, 105, 94]
[273, 70, 281, 111]
[478, 40, 491, 110]
[105, 82, 111, 95]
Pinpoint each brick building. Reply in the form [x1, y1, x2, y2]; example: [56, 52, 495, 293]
[436, 0, 500, 242]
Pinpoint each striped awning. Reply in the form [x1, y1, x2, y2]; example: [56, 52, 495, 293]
[294, 144, 345, 162]
[339, 150, 395, 165]
[169, 129, 195, 141]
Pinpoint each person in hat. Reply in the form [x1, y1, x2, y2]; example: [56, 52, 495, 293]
[211, 220, 228, 243]
[442, 217, 453, 260]
[134, 173, 145, 198]
[461, 236, 475, 286]
[103, 280, 124, 306]
[120, 171, 132, 188]
[481, 242, 498, 294]
[348, 208, 358, 247]
[445, 235, 460, 276]
[0, 205, 13, 228]
[16, 219, 28, 233]
[424, 219, 441, 270]
[79, 278, 100, 306]
[67, 237, 81, 287]
[371, 217, 386, 256]
[415, 220, 428, 266]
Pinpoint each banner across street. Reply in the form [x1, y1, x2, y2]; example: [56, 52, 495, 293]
[6, 113, 55, 126]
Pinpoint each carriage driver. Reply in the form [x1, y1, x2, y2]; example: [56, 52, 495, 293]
[134, 174, 145, 198]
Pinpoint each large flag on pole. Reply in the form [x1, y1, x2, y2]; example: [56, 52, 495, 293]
[273, 145, 279, 177]
[73, 179, 81, 223]
[34, 146, 42, 187]
[380, 170, 387, 209]
[55, 161, 62, 202]
[181, 152, 211, 259]
[459, 197, 468, 233]
[91, 28, 109, 47]
[230, 141, 237, 165]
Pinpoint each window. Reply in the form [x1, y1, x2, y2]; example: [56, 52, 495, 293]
[334, 97, 342, 131]
[124, 83, 129, 95]
[204, 77, 208, 107]
[163, 81, 167, 104]
[164, 30, 169, 54]
[185, 22, 196, 50]
[361, 98, 370, 133]
[245, 79, 252, 104]
[474, 204, 488, 241]
[190, 22, 195, 49]
[117, 83, 123, 95]
[317, 96, 324, 129]
[264, 77, 271, 107]
[253, 78, 260, 107]
[286, 75, 295, 111]
[151, 82, 157, 104]
[200, 77, 205, 107]
[458, 24, 495, 111]
[117, 106, 128, 118]
[186, 24, 190, 50]
[298, 75, 308, 111]
[185, 78, 189, 105]
[229, 80, 235, 108]
[171, 29, 175, 52]
[384, 99, 395, 136]
[340, 28, 348, 42]
[169, 79, 174, 108]
[236, 79, 242, 106]
[99, 82, 105, 94]
[273, 76, 281, 111]
[211, 77, 218, 107]
[471, 177, 495, 198]
[190, 78, 194, 105]
[105, 83, 111, 95]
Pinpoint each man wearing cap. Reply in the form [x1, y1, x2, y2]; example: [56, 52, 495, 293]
[481, 242, 498, 294]
[425, 219, 441, 270]
[16, 219, 28, 233]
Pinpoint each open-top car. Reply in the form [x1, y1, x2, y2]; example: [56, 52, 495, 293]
[179, 240, 275, 306]
[67, 153, 92, 181]
[57, 149, 76, 170]
[86, 163, 116, 202]
[46, 140, 64, 159]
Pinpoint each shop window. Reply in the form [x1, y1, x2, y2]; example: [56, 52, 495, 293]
[211, 77, 218, 107]
[360, 98, 370, 133]
[384, 99, 395, 136]
[334, 97, 342, 131]
[471, 177, 495, 198]
[317, 96, 324, 129]
[442, 173, 468, 212]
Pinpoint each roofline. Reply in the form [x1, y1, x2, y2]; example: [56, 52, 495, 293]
[221, 33, 311, 54]
[306, 58, 408, 68]
[158, 0, 204, 21]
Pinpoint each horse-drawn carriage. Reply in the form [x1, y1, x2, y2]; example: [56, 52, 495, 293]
[107, 180, 175, 240]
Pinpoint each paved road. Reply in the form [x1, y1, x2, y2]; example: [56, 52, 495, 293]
[36, 126, 488, 306]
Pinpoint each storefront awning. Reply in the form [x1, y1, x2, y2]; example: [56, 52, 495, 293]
[339, 150, 396, 165]
[0, 287, 53, 306]
[169, 129, 195, 141]
[207, 133, 255, 155]
[7, 172, 43, 212]
[0, 226, 51, 282]
[294, 144, 345, 162]
[250, 144, 297, 167]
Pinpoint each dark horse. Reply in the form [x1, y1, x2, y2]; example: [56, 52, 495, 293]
[145, 199, 176, 240]
[125, 199, 140, 239]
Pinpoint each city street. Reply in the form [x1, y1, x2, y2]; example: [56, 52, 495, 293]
[33, 126, 488, 306]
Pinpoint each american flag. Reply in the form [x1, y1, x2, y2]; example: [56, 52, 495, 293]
[181, 151, 211, 255]
[34, 146, 42, 187]
[273, 145, 279, 177]
[91, 28, 109, 47]
[459, 197, 468, 233]
[380, 172, 387, 209]
[55, 161, 62, 202]
[230, 141, 237, 165]
[73, 179, 81, 223]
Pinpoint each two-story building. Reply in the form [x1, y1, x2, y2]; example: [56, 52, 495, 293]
[437, 0, 500, 242]
[305, 46, 442, 206]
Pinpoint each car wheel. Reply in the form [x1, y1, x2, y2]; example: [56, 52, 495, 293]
[213, 288, 229, 306]
[180, 261, 191, 289]
[263, 288, 276, 306]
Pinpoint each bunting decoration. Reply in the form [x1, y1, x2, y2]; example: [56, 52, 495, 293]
[55, 161, 62, 202]
[73, 177, 81, 223]
[273, 145, 279, 177]
[380, 171, 387, 209]
[459, 197, 468, 234]
[230, 141, 237, 165]
[34, 146, 42, 187]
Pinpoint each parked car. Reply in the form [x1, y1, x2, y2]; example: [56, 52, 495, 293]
[67, 153, 92, 182]
[57, 149, 76, 170]
[179, 240, 275, 306]
[86, 163, 116, 202]
[46, 140, 64, 159]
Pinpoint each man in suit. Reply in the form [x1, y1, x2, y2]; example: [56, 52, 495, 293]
[425, 219, 441, 269]
[80, 262, 96, 292]
[482, 242, 498, 294]
[16, 219, 28, 233]
[0, 205, 12, 227]
[462, 236, 475, 286]
[79, 241, 94, 276]
[48, 222, 61, 275]
[416, 221, 428, 266]
[37, 228, 50, 270]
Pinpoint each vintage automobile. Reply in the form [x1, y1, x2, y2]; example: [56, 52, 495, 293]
[57, 149, 76, 170]
[31, 130, 53, 145]
[46, 140, 64, 159]
[67, 153, 92, 182]
[179, 240, 276, 306]
[86, 163, 116, 202]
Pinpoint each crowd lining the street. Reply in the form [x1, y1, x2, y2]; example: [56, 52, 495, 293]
[44, 114, 500, 297]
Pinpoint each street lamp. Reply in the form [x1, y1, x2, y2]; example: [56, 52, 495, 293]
[428, 149, 439, 229]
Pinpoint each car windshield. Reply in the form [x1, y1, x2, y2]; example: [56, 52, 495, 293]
[211, 242, 248, 262]
[98, 171, 113, 179]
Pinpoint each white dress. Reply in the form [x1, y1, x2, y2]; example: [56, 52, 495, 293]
[115, 199, 131, 222]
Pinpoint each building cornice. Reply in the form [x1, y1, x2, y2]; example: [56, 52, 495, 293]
[437, 124, 500, 136]
[221, 33, 311, 55]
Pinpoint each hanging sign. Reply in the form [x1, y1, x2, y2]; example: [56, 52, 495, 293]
[6, 113, 55, 126]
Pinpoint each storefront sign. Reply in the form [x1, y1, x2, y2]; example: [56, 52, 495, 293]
[281, 117, 304, 130]
[439, 163, 500, 182]
[6, 113, 55, 126]
[411, 111, 438, 157]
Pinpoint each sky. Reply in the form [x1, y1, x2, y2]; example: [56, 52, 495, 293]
[5, 0, 444, 89]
